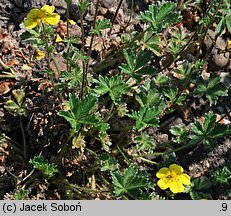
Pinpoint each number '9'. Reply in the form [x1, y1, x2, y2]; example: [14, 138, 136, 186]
[221, 203, 227, 211]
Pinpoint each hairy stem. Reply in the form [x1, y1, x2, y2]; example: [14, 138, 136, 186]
[116, 145, 131, 164]
[109, 0, 123, 36]
[66, 1, 71, 73]
[19, 116, 27, 162]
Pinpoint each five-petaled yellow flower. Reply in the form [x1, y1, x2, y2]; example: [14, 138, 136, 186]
[156, 164, 191, 193]
[24, 5, 60, 29]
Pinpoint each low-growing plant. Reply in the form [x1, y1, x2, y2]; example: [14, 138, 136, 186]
[29, 156, 58, 178]
[1, 0, 230, 200]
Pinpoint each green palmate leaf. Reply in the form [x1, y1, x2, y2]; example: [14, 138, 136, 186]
[139, 2, 181, 33]
[168, 41, 182, 57]
[212, 166, 231, 185]
[119, 49, 156, 80]
[190, 191, 212, 200]
[100, 153, 119, 172]
[91, 19, 111, 37]
[61, 65, 82, 88]
[135, 80, 165, 109]
[154, 72, 169, 87]
[216, 17, 225, 35]
[112, 164, 149, 198]
[141, 31, 162, 56]
[94, 75, 131, 103]
[29, 156, 58, 178]
[78, 0, 90, 12]
[163, 87, 186, 105]
[174, 61, 191, 80]
[191, 176, 212, 191]
[191, 112, 230, 149]
[170, 125, 189, 143]
[58, 94, 97, 131]
[128, 107, 161, 131]
[134, 132, 155, 152]
[194, 74, 228, 105]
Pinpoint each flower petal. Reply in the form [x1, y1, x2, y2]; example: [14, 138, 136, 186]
[41, 5, 55, 14]
[156, 167, 169, 178]
[55, 34, 63, 42]
[35, 50, 45, 61]
[169, 180, 185, 193]
[24, 19, 39, 29]
[27, 8, 43, 19]
[178, 173, 191, 185]
[157, 178, 170, 190]
[169, 164, 184, 174]
[68, 19, 76, 25]
[43, 13, 60, 25]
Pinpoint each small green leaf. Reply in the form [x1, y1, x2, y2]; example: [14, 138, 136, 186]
[119, 49, 155, 80]
[139, 2, 182, 33]
[112, 164, 149, 197]
[58, 94, 97, 131]
[191, 176, 213, 190]
[212, 166, 231, 185]
[100, 153, 119, 172]
[128, 107, 161, 131]
[163, 87, 186, 105]
[191, 112, 230, 149]
[91, 18, 111, 37]
[94, 75, 131, 103]
[29, 156, 58, 178]
[190, 191, 212, 200]
[194, 75, 228, 105]
[134, 132, 155, 152]
[170, 125, 189, 143]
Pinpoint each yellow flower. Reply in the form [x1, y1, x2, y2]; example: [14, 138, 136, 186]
[35, 50, 45, 61]
[227, 40, 231, 49]
[156, 164, 191, 193]
[24, 8, 44, 29]
[68, 19, 76, 25]
[55, 34, 63, 42]
[41, 5, 60, 25]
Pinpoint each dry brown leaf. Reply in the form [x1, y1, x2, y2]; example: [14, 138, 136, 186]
[0, 81, 13, 96]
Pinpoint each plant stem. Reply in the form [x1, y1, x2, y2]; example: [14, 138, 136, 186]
[19, 116, 27, 162]
[41, 24, 51, 69]
[116, 145, 131, 164]
[55, 129, 75, 163]
[79, 0, 87, 99]
[138, 157, 157, 165]
[104, 103, 115, 122]
[66, 1, 71, 73]
[109, 0, 123, 36]
[79, 0, 85, 51]
[124, 0, 134, 30]
[88, 0, 100, 58]
[50, 52, 61, 76]
[80, 0, 100, 98]
[85, 147, 98, 157]
[41, 23, 62, 100]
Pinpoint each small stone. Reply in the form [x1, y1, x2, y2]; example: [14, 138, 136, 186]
[204, 30, 230, 71]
